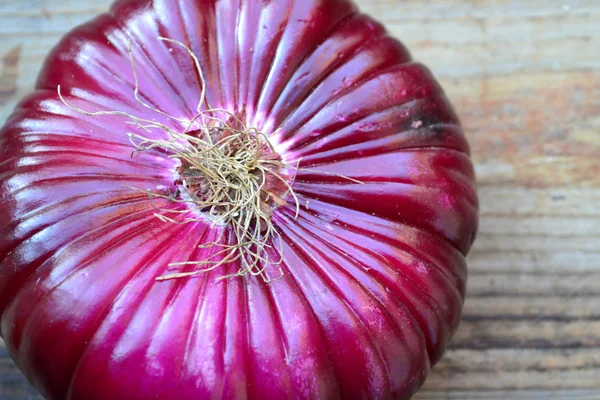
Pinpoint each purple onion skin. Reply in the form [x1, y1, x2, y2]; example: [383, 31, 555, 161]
[0, 0, 478, 399]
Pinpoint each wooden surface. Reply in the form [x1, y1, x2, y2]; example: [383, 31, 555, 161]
[1, 0, 599, 399]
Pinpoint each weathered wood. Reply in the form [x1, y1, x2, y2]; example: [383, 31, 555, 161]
[1, 0, 599, 399]
[416, 391, 600, 400]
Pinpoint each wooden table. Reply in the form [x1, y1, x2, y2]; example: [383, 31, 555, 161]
[1, 1, 599, 399]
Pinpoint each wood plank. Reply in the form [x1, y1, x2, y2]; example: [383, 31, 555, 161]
[434, 348, 600, 372]
[363, 2, 600, 78]
[415, 390, 600, 400]
[452, 320, 600, 349]
[424, 369, 600, 391]
[469, 250, 600, 274]
[447, 71, 600, 187]
[478, 187, 600, 217]
[358, 0, 600, 20]
[479, 216, 600, 236]
[467, 274, 599, 297]
[462, 296, 600, 321]
[418, 349, 600, 390]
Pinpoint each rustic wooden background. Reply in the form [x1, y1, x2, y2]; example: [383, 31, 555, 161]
[1, 0, 599, 399]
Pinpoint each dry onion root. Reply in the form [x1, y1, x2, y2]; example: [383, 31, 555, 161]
[58, 37, 358, 284]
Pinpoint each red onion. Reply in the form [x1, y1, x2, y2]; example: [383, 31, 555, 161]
[0, 0, 478, 399]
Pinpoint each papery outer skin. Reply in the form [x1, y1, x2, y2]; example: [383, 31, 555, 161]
[0, 0, 478, 399]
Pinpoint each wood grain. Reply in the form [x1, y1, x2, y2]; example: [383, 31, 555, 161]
[1, 0, 599, 399]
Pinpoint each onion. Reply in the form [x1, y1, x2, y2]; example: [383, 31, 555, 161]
[0, 0, 478, 399]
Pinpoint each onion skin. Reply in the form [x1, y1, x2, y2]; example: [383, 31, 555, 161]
[0, 0, 478, 399]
